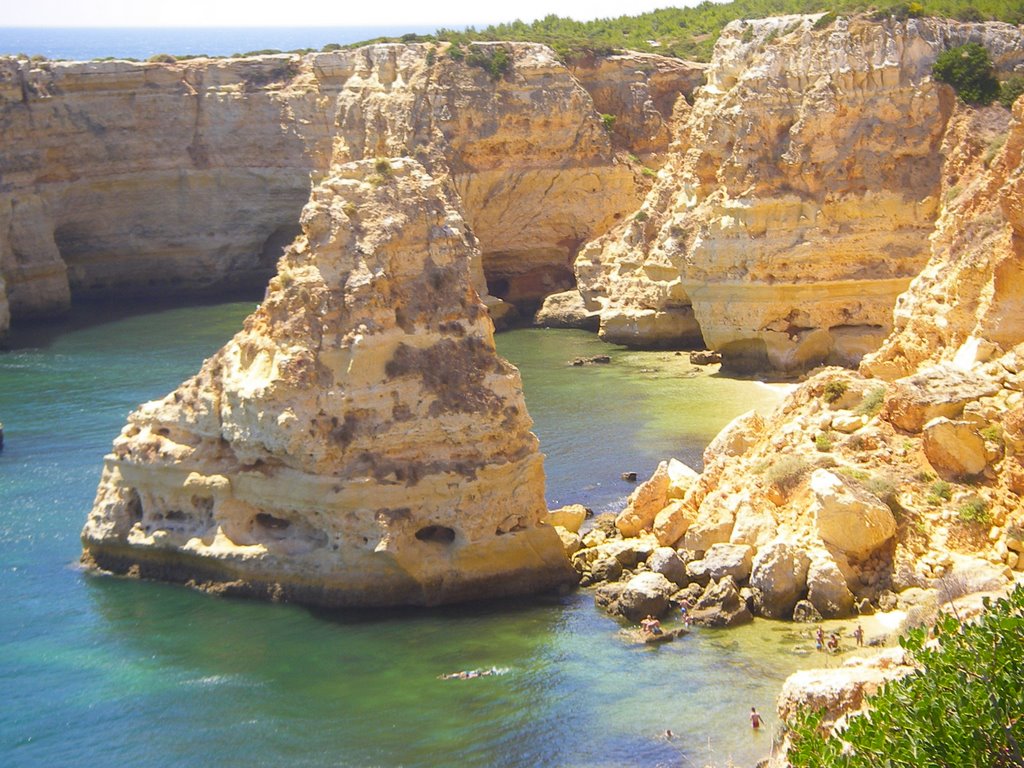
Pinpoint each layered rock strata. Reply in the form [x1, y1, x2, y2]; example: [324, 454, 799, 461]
[81, 157, 575, 606]
[599, 95, 1024, 627]
[0, 43, 702, 336]
[576, 16, 1024, 369]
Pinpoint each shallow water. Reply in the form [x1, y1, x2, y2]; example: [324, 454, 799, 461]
[1, 303, 814, 768]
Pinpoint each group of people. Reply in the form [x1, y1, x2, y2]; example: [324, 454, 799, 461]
[639, 615, 664, 636]
[815, 624, 866, 652]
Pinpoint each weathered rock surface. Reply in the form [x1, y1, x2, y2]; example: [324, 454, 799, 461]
[576, 16, 1024, 369]
[922, 417, 988, 476]
[609, 571, 677, 621]
[690, 575, 753, 627]
[533, 290, 599, 329]
[810, 469, 897, 559]
[777, 648, 914, 728]
[686, 543, 754, 584]
[0, 42, 702, 336]
[80, 157, 575, 606]
[750, 542, 811, 619]
[615, 460, 670, 537]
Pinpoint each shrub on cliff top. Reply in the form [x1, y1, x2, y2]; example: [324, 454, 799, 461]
[933, 43, 1000, 105]
[786, 585, 1024, 768]
[999, 75, 1024, 109]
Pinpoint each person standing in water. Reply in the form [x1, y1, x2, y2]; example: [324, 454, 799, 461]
[750, 707, 762, 729]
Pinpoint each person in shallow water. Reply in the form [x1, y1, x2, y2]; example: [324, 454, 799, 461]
[750, 708, 762, 729]
[854, 624, 865, 647]
[639, 615, 663, 635]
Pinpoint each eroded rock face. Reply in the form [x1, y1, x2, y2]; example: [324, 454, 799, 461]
[80, 158, 575, 607]
[1, 43, 702, 335]
[608, 93, 1024, 620]
[576, 16, 1024, 370]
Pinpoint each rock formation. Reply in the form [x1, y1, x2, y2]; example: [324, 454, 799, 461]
[575, 16, 1024, 369]
[590, 93, 1024, 622]
[0, 44, 702, 336]
[81, 157, 576, 606]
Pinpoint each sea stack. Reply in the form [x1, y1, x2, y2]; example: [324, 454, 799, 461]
[81, 157, 575, 606]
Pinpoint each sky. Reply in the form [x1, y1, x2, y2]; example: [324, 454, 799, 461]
[5, 0, 690, 28]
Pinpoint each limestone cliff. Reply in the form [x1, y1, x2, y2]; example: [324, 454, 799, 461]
[597, 94, 1024, 626]
[81, 157, 576, 606]
[576, 16, 1024, 369]
[0, 43, 701, 336]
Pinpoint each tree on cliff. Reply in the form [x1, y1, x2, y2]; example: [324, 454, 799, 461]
[786, 585, 1024, 767]
[933, 42, 1001, 105]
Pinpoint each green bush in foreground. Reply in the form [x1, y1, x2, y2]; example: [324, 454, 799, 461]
[787, 584, 1024, 768]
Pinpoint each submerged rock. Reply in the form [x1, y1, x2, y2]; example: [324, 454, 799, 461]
[81, 158, 575, 607]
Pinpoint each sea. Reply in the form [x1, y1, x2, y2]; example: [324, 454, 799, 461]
[0, 298, 828, 768]
[0, 27, 445, 61]
[0, 25, 828, 768]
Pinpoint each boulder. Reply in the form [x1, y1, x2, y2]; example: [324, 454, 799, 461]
[922, 418, 988, 477]
[686, 543, 754, 584]
[690, 576, 753, 627]
[729, 497, 777, 548]
[596, 538, 656, 568]
[615, 461, 670, 537]
[806, 553, 855, 618]
[792, 599, 823, 623]
[611, 571, 677, 621]
[809, 470, 896, 559]
[653, 498, 696, 546]
[647, 547, 688, 586]
[749, 542, 810, 619]
[703, 410, 765, 464]
[689, 349, 722, 365]
[590, 555, 623, 583]
[594, 581, 627, 610]
[682, 489, 739, 551]
[534, 290, 599, 330]
[547, 504, 589, 532]
[882, 365, 1001, 433]
[666, 458, 700, 499]
[831, 412, 866, 433]
[554, 526, 582, 556]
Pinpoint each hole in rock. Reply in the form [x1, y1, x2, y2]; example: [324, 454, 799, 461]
[255, 512, 291, 531]
[414, 525, 456, 544]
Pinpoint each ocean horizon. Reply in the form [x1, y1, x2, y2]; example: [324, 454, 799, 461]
[0, 26, 455, 61]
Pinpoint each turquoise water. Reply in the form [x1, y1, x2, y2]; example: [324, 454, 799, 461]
[0, 303, 807, 768]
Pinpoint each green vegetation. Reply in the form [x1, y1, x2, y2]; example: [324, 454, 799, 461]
[465, 45, 512, 79]
[426, 0, 1024, 63]
[981, 424, 1003, 443]
[146, 53, 177, 63]
[957, 495, 991, 525]
[787, 585, 1024, 768]
[999, 75, 1024, 109]
[855, 385, 886, 417]
[822, 380, 848, 404]
[933, 43, 1000, 105]
[815, 432, 832, 452]
[761, 454, 812, 490]
[927, 479, 953, 505]
[634, 210, 649, 222]
[55, 0, 1024, 67]
[600, 113, 617, 131]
